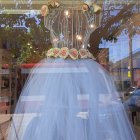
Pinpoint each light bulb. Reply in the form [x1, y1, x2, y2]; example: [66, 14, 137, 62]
[90, 24, 96, 29]
[27, 42, 31, 46]
[76, 35, 82, 40]
[82, 45, 85, 48]
[64, 10, 70, 17]
[88, 44, 90, 47]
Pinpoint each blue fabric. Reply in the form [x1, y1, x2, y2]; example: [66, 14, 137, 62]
[8, 58, 136, 140]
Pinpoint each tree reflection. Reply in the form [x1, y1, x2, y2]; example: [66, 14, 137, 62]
[0, 0, 50, 108]
[0, 11, 50, 63]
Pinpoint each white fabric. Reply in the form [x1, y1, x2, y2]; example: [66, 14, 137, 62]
[8, 58, 136, 140]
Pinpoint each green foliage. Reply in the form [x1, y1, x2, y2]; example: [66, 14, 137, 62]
[0, 14, 51, 64]
[17, 44, 32, 64]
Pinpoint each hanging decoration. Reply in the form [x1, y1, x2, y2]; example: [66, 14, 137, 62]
[41, 0, 101, 17]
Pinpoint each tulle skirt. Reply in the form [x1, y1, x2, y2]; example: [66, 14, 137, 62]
[8, 58, 136, 140]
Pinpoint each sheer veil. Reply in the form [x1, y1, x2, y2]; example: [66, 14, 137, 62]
[8, 58, 136, 140]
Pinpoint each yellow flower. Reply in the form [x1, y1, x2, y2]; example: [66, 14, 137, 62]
[92, 4, 101, 14]
[69, 48, 79, 60]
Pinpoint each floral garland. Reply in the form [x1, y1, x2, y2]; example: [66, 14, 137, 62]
[46, 47, 96, 60]
[41, 0, 101, 17]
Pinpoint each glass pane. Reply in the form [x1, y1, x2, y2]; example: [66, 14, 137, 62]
[0, 0, 140, 139]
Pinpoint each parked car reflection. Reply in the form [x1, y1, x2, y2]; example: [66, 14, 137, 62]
[127, 88, 140, 108]
[125, 88, 140, 124]
[124, 87, 136, 100]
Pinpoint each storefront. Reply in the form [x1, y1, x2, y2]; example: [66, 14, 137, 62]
[0, 0, 140, 106]
[0, 0, 140, 139]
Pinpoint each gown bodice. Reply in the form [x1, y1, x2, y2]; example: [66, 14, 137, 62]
[45, 6, 100, 50]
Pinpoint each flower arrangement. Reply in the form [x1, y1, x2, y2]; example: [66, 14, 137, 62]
[41, 0, 60, 17]
[46, 47, 96, 60]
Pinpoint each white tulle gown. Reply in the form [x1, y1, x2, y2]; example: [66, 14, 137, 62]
[8, 4, 136, 140]
[8, 58, 136, 140]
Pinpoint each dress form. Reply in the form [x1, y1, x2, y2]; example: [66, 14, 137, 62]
[44, 4, 101, 49]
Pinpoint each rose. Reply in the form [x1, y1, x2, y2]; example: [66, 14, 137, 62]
[82, 4, 89, 12]
[46, 48, 60, 58]
[47, 48, 53, 57]
[79, 48, 88, 58]
[41, 5, 49, 16]
[69, 48, 79, 60]
[59, 47, 69, 59]
[46, 48, 53, 57]
[52, 48, 60, 57]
